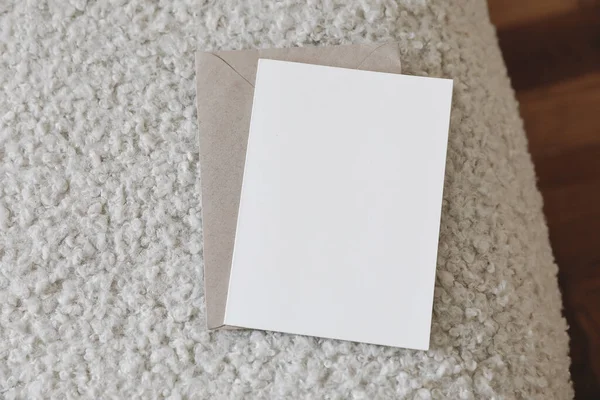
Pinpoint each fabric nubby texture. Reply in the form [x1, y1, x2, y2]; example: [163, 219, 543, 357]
[0, 0, 572, 399]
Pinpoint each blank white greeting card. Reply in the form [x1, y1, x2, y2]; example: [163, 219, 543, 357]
[223, 59, 453, 350]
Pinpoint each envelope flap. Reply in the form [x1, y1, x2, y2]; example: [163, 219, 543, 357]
[213, 42, 401, 85]
[209, 50, 260, 88]
[353, 42, 402, 74]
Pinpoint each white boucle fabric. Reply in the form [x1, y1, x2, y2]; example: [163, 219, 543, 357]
[0, 0, 572, 399]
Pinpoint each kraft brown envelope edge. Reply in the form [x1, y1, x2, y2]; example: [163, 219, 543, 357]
[196, 42, 402, 330]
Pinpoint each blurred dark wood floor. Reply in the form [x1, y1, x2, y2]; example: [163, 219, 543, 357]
[487, 0, 600, 398]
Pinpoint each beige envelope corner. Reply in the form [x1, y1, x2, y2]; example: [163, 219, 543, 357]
[196, 42, 402, 330]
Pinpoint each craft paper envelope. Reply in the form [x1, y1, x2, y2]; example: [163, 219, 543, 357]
[196, 43, 403, 330]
